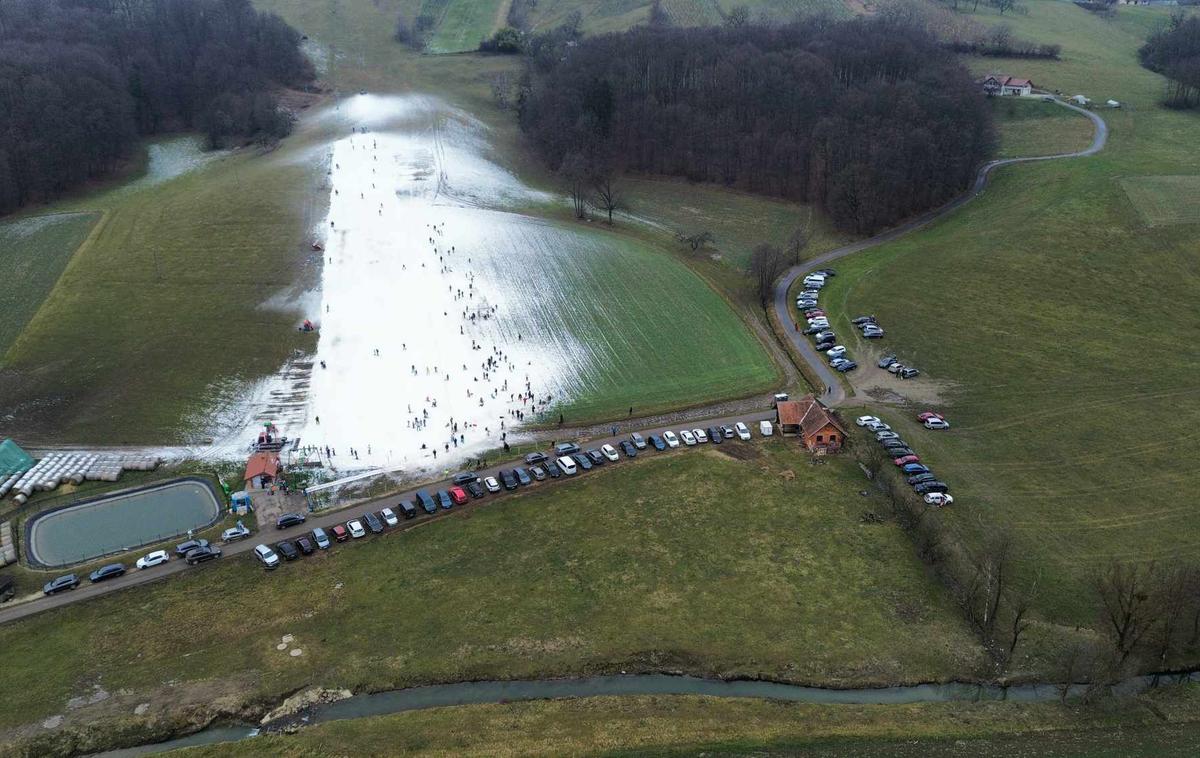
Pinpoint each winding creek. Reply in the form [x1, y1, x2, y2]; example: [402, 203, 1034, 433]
[96, 671, 1200, 756]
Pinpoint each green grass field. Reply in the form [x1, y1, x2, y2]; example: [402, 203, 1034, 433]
[175, 689, 1200, 758]
[0, 212, 97, 356]
[992, 97, 1095, 159]
[422, 0, 506, 54]
[823, 1, 1200, 639]
[521, 0, 848, 34]
[1120, 175, 1200, 226]
[0, 442, 984, 737]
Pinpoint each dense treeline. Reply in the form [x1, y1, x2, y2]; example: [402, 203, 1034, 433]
[1140, 13, 1200, 109]
[0, 0, 314, 215]
[518, 19, 994, 234]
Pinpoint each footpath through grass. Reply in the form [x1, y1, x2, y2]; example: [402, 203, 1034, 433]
[827, 1, 1200, 639]
[0, 441, 984, 736]
[176, 688, 1200, 758]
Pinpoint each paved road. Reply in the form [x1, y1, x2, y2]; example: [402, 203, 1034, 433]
[773, 99, 1108, 405]
[0, 409, 778, 627]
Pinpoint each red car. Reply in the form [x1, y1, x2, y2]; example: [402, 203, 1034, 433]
[805, 309, 825, 318]
[448, 486, 469, 505]
[330, 524, 349, 542]
[893, 455, 921, 466]
[917, 412, 944, 422]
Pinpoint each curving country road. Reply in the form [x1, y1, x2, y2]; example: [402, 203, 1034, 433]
[773, 99, 1108, 405]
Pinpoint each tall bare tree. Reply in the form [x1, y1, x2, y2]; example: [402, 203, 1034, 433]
[592, 173, 622, 224]
[1094, 561, 1157, 665]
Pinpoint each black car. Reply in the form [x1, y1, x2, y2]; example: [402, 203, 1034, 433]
[877, 354, 897, 369]
[296, 536, 315, 555]
[500, 470, 519, 490]
[399, 500, 418, 519]
[586, 449, 605, 466]
[907, 472, 937, 486]
[436, 490, 454, 509]
[185, 546, 222, 565]
[452, 471, 479, 486]
[620, 440, 637, 458]
[814, 331, 835, 342]
[572, 453, 593, 471]
[364, 512, 385, 533]
[649, 435, 666, 451]
[529, 465, 546, 481]
[543, 458, 562, 478]
[416, 490, 437, 514]
[914, 481, 949, 495]
[814, 341, 835, 352]
[43, 574, 80, 596]
[524, 452, 548, 465]
[836, 361, 858, 372]
[803, 324, 826, 335]
[465, 481, 486, 498]
[852, 316, 876, 325]
[881, 439, 908, 450]
[89, 563, 126, 583]
[889, 447, 916, 458]
[175, 538, 210, 557]
[276, 512, 307, 529]
[707, 426, 723, 444]
[514, 467, 532, 485]
[816, 268, 836, 277]
[554, 442, 580, 456]
[276, 541, 299, 561]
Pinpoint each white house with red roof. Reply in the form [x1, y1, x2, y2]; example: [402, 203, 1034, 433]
[978, 74, 1033, 97]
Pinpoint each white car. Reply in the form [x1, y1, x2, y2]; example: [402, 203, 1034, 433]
[380, 507, 399, 527]
[924, 493, 955, 507]
[221, 524, 251, 542]
[924, 418, 951, 430]
[759, 420, 774, 436]
[734, 422, 751, 440]
[876, 431, 899, 441]
[346, 519, 366, 538]
[826, 346, 846, 359]
[800, 290, 820, 299]
[135, 550, 169, 570]
[557, 456, 578, 475]
[692, 428, 708, 443]
[600, 444, 620, 462]
[254, 544, 280, 570]
[663, 431, 680, 448]
[856, 415, 881, 427]
[680, 430, 697, 446]
[866, 421, 890, 433]
[484, 476, 501, 492]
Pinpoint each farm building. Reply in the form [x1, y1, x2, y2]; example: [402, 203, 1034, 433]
[243, 452, 281, 489]
[775, 396, 845, 452]
[979, 74, 1033, 97]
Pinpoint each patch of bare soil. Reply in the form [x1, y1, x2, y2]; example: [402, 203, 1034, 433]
[715, 441, 762, 461]
[846, 344, 957, 408]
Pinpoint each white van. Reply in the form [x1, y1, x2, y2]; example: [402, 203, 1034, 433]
[759, 420, 774, 436]
[557, 456, 578, 475]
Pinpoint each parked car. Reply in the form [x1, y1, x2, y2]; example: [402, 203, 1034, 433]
[862, 328, 885, 338]
[452, 471, 480, 486]
[893, 455, 921, 466]
[918, 412, 944, 422]
[90, 563, 126, 585]
[881, 440, 908, 451]
[364, 512, 384, 533]
[294, 535, 314, 556]
[483, 477, 501, 493]
[554, 442, 580, 456]
[876, 431, 899, 440]
[620, 440, 638, 457]
[680, 429, 697, 446]
[276, 512, 307, 529]
[830, 357, 849, 369]
[221, 523, 251, 542]
[735, 422, 751, 440]
[379, 508, 399, 527]
[346, 520, 367, 538]
[804, 309, 826, 318]
[707, 426, 724, 444]
[585, 450, 605, 466]
[529, 465, 547, 481]
[888, 447, 916, 458]
[136, 550, 170, 569]
[803, 324, 826, 335]
[663, 431, 680, 448]
[43, 574, 80, 595]
[902, 463, 930, 475]
[311, 527, 331, 549]
[721, 425, 735, 439]
[183, 545, 219, 565]
[865, 421, 890, 432]
[649, 434, 667, 451]
[692, 428, 708, 443]
[513, 467, 532, 485]
[557, 456, 578, 475]
[900, 367, 921, 379]
[254, 544, 280, 569]
[435, 489, 454, 508]
[398, 501, 418, 519]
[571, 453, 592, 471]
[836, 361, 858, 372]
[630, 432, 647, 450]
[887, 363, 904, 374]
[924, 492, 955, 506]
[448, 487, 469, 505]
[856, 415, 881, 427]
[600, 444, 620, 462]
[759, 420, 774, 436]
[276, 541, 299, 560]
[814, 341, 835, 352]
[175, 539, 209, 557]
[914, 481, 949, 495]
[416, 490, 437, 513]
[877, 354, 897, 368]
[814, 330, 835, 342]
[330, 524, 350, 542]
[461, 482, 483, 499]
[907, 472, 937, 486]
[542, 459, 562, 478]
[924, 417, 950, 430]
[851, 316, 876, 325]
[524, 452, 548, 465]
[827, 346, 846, 359]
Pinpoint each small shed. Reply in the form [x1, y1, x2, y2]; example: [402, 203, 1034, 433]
[776, 395, 846, 453]
[231, 491, 253, 515]
[243, 453, 280, 489]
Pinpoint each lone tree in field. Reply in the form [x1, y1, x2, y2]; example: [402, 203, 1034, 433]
[1094, 561, 1157, 665]
[559, 152, 591, 219]
[675, 229, 714, 254]
[748, 242, 796, 309]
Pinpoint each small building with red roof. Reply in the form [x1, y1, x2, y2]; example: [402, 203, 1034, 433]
[244, 452, 281, 489]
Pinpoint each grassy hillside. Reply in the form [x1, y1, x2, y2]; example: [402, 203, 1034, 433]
[992, 97, 1095, 159]
[0, 442, 984, 737]
[823, 1, 1200, 639]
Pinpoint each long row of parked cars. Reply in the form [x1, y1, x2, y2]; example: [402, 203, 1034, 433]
[856, 412, 953, 506]
[252, 419, 770, 569]
[42, 538, 222, 595]
[797, 270, 859, 373]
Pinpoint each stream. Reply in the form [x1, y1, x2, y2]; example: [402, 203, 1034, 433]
[94, 670, 1200, 756]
